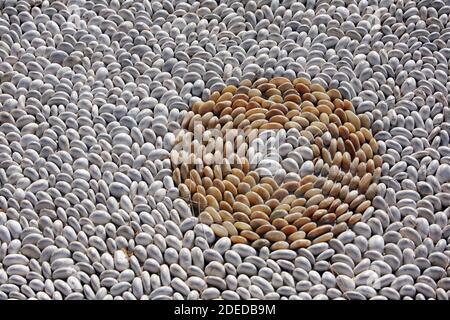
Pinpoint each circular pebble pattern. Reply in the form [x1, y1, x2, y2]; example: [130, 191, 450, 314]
[172, 77, 382, 250]
[0, 0, 450, 301]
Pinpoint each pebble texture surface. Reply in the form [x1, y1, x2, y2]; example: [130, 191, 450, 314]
[0, 0, 450, 300]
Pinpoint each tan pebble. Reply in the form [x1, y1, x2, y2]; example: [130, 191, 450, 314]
[271, 241, 290, 251]
[269, 209, 288, 221]
[232, 202, 251, 215]
[234, 221, 252, 231]
[357, 162, 367, 177]
[196, 185, 206, 196]
[311, 209, 328, 221]
[341, 152, 351, 171]
[336, 211, 353, 223]
[365, 183, 378, 200]
[246, 191, 264, 205]
[349, 157, 360, 176]
[321, 180, 334, 196]
[218, 209, 234, 222]
[356, 201, 371, 213]
[225, 174, 241, 188]
[304, 188, 321, 199]
[207, 186, 222, 201]
[272, 218, 288, 229]
[345, 190, 360, 205]
[264, 230, 287, 242]
[319, 213, 337, 224]
[331, 222, 347, 235]
[349, 133, 361, 151]
[329, 183, 341, 198]
[302, 205, 318, 218]
[335, 203, 349, 217]
[295, 182, 313, 197]
[251, 204, 271, 215]
[328, 123, 339, 138]
[206, 195, 219, 209]
[312, 232, 334, 244]
[362, 143, 374, 159]
[219, 201, 233, 213]
[328, 165, 339, 181]
[205, 207, 222, 223]
[223, 191, 235, 206]
[345, 139, 356, 158]
[233, 212, 251, 224]
[338, 185, 349, 201]
[318, 197, 334, 209]
[268, 115, 289, 125]
[240, 230, 260, 241]
[202, 176, 213, 190]
[272, 188, 289, 202]
[260, 177, 279, 190]
[199, 212, 213, 225]
[213, 165, 223, 180]
[281, 225, 297, 236]
[211, 224, 228, 237]
[275, 203, 291, 211]
[348, 213, 362, 225]
[290, 239, 311, 250]
[356, 149, 367, 162]
[285, 212, 303, 224]
[307, 225, 333, 240]
[322, 148, 332, 165]
[252, 185, 270, 201]
[247, 112, 266, 122]
[328, 198, 342, 213]
[358, 173, 372, 194]
[250, 218, 270, 229]
[250, 211, 270, 221]
[184, 179, 196, 193]
[222, 221, 238, 236]
[342, 100, 354, 111]
[192, 193, 207, 210]
[266, 198, 280, 209]
[291, 198, 306, 207]
[223, 180, 237, 196]
[223, 85, 237, 94]
[288, 230, 306, 242]
[231, 235, 248, 244]
[373, 155, 383, 168]
[256, 224, 276, 236]
[252, 239, 271, 249]
[259, 183, 274, 195]
[281, 181, 299, 193]
[366, 159, 375, 174]
[300, 222, 317, 233]
[235, 194, 250, 207]
[345, 110, 361, 130]
[179, 184, 191, 199]
[359, 114, 371, 128]
[327, 89, 341, 100]
[335, 108, 347, 123]
[212, 178, 225, 193]
[237, 182, 251, 194]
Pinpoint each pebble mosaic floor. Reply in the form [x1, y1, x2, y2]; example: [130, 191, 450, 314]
[0, 0, 450, 300]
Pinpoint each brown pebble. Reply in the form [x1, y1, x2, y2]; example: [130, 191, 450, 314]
[264, 230, 287, 242]
[290, 239, 311, 250]
[312, 232, 334, 244]
[231, 235, 248, 244]
[271, 241, 290, 251]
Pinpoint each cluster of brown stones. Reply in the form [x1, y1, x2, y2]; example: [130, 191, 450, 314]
[171, 77, 382, 251]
